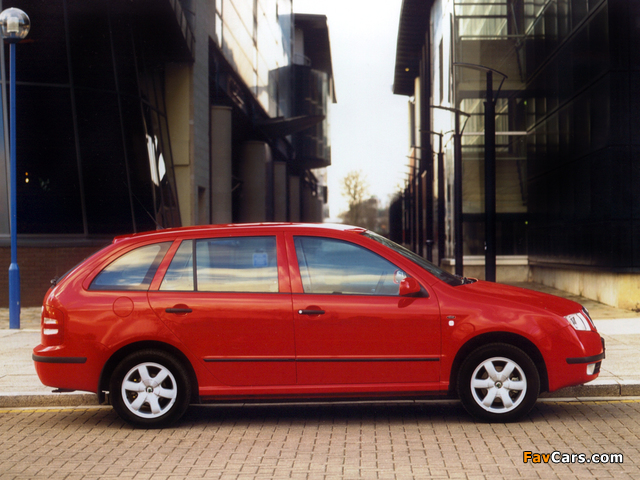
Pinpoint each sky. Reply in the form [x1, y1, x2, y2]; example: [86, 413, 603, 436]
[293, 0, 409, 219]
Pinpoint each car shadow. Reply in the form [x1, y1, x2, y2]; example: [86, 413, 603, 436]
[40, 398, 624, 430]
[182, 400, 472, 427]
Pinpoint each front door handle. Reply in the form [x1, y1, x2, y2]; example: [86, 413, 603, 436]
[166, 307, 193, 314]
[298, 309, 325, 315]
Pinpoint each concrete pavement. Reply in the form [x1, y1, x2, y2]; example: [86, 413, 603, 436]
[0, 282, 639, 408]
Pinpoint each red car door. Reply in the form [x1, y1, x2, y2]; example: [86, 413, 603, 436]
[288, 234, 441, 386]
[148, 233, 296, 386]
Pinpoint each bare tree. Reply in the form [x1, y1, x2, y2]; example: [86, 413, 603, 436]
[340, 170, 370, 227]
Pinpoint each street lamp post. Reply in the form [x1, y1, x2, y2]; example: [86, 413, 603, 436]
[408, 145, 436, 263]
[422, 130, 448, 266]
[484, 70, 497, 282]
[404, 161, 421, 256]
[453, 63, 507, 282]
[400, 173, 413, 248]
[1, 8, 30, 329]
[431, 105, 470, 277]
[435, 134, 445, 266]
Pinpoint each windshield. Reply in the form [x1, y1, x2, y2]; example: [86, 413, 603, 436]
[363, 231, 464, 286]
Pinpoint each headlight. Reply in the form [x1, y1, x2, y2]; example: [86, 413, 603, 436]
[565, 311, 593, 331]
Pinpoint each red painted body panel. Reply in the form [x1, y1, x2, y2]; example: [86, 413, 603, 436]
[33, 345, 106, 393]
[292, 293, 440, 385]
[540, 325, 605, 391]
[149, 291, 296, 385]
[32, 223, 604, 408]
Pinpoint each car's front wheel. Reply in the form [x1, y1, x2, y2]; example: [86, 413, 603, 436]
[110, 350, 191, 428]
[458, 343, 540, 422]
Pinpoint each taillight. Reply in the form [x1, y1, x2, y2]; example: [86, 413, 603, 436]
[41, 305, 64, 345]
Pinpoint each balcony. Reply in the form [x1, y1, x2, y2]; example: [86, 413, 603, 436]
[291, 64, 331, 170]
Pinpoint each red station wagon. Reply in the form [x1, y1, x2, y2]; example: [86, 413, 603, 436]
[33, 223, 604, 427]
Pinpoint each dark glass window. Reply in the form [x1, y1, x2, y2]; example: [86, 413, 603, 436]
[16, 85, 84, 233]
[6, 0, 69, 85]
[119, 95, 157, 232]
[75, 89, 133, 234]
[4, 1, 182, 235]
[67, 0, 116, 90]
[140, 101, 181, 228]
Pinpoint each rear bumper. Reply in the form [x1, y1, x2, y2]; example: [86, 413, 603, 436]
[33, 344, 99, 393]
[32, 354, 87, 364]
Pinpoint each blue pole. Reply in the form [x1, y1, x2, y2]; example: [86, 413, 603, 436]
[8, 42, 20, 329]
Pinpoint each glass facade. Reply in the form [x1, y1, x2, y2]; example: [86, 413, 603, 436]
[214, 0, 292, 117]
[291, 64, 332, 169]
[0, 0, 335, 308]
[0, 0, 182, 235]
[421, 0, 637, 270]
[451, 0, 528, 257]
[521, 1, 625, 268]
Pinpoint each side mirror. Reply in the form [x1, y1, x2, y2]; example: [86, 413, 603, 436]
[399, 276, 422, 296]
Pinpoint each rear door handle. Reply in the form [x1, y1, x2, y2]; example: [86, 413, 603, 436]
[298, 309, 325, 315]
[166, 307, 193, 314]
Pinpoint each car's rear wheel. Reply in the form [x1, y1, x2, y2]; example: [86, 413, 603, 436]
[110, 350, 191, 428]
[458, 343, 539, 422]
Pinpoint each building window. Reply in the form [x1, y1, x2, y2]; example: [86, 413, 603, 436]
[4, 1, 181, 235]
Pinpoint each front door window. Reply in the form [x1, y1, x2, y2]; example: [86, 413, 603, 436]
[294, 236, 402, 296]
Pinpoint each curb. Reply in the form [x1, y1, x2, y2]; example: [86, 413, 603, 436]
[2, 382, 640, 409]
[542, 380, 640, 398]
[0, 392, 99, 408]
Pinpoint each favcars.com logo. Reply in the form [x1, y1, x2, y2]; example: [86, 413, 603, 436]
[523, 451, 623, 464]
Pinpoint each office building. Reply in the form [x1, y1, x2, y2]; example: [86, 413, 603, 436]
[0, 0, 335, 306]
[393, 0, 640, 309]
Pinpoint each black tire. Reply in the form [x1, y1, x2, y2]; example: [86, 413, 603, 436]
[110, 349, 191, 428]
[457, 343, 540, 422]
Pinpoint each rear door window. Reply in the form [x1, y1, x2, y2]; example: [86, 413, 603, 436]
[160, 236, 278, 293]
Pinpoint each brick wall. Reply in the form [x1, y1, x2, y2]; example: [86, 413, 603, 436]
[0, 246, 103, 307]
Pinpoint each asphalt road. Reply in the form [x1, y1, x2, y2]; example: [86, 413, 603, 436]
[1, 399, 639, 479]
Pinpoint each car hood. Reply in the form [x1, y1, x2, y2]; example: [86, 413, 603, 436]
[461, 281, 584, 318]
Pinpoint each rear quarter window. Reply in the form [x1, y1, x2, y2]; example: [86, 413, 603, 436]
[89, 242, 171, 291]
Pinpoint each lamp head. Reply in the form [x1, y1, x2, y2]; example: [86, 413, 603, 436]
[0, 8, 30, 43]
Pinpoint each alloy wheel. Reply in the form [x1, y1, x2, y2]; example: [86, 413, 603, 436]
[121, 362, 178, 419]
[469, 356, 527, 414]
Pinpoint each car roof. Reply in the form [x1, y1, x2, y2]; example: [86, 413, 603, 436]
[112, 223, 367, 244]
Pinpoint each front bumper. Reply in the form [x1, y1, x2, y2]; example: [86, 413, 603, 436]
[566, 336, 605, 364]
[545, 328, 605, 392]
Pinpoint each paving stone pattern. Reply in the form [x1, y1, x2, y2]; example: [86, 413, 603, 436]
[0, 400, 639, 479]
